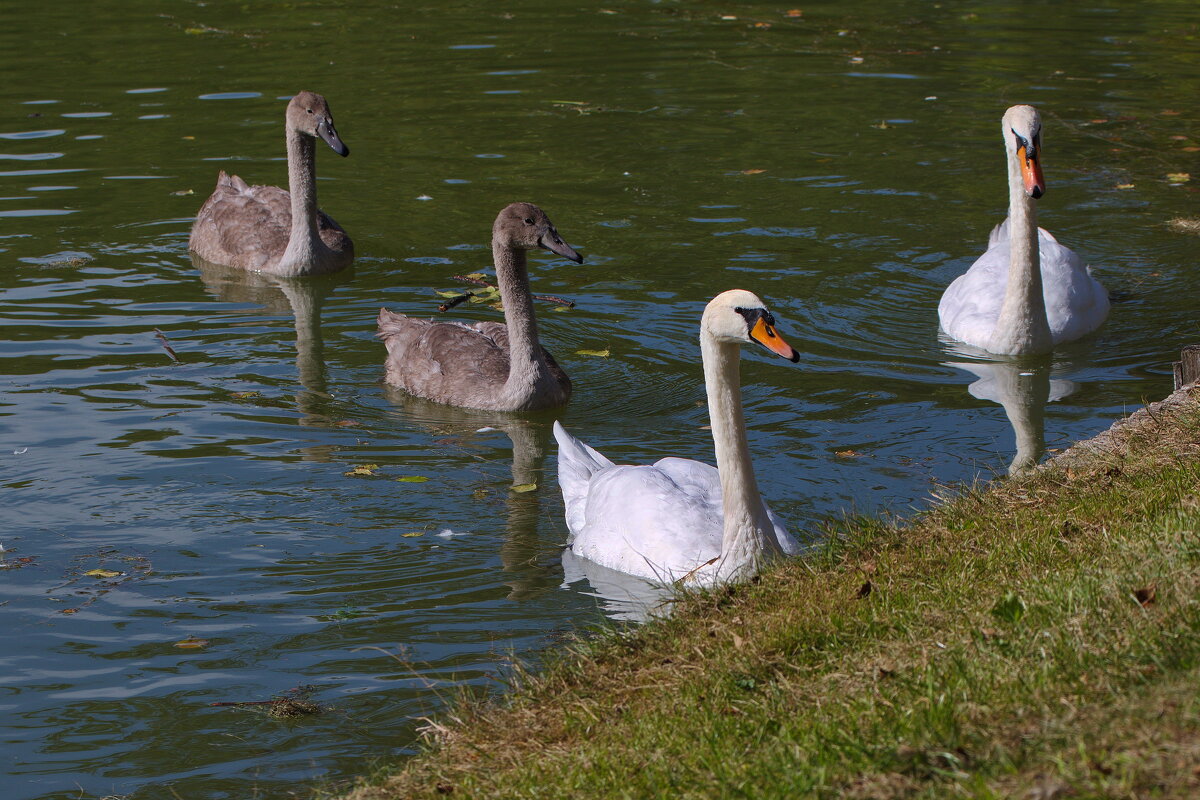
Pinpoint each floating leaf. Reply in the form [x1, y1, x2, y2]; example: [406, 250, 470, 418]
[835, 449, 862, 458]
[464, 272, 488, 280]
[334, 420, 361, 427]
[575, 349, 610, 358]
[741, 168, 766, 175]
[1166, 172, 1191, 183]
[344, 464, 379, 477]
[401, 532, 424, 538]
[396, 475, 429, 483]
[510, 483, 537, 493]
[170, 189, 194, 196]
[174, 637, 209, 649]
[754, 21, 772, 29]
[551, 305, 572, 312]
[784, 9, 803, 17]
[60, 608, 78, 615]
[1114, 183, 1135, 190]
[230, 391, 260, 400]
[85, 569, 122, 579]
[472, 488, 489, 500]
[436, 290, 465, 298]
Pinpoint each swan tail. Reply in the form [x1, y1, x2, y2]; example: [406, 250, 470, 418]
[987, 218, 1009, 247]
[553, 421, 614, 539]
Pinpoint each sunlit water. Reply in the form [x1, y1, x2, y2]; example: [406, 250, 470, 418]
[2, 2, 1197, 798]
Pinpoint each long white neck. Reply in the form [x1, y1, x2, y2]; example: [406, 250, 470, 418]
[989, 148, 1051, 354]
[700, 331, 783, 583]
[495, 244, 551, 408]
[277, 126, 325, 277]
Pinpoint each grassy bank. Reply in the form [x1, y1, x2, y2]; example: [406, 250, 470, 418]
[337, 385, 1200, 799]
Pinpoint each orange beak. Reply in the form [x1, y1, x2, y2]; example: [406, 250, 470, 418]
[749, 318, 800, 362]
[1017, 145, 1045, 199]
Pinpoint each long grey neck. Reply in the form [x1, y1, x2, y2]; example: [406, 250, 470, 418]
[278, 127, 324, 276]
[700, 332, 783, 583]
[495, 244, 549, 406]
[990, 149, 1051, 354]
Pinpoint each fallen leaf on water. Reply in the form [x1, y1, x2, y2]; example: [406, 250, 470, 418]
[836, 449, 862, 458]
[870, 120, 890, 129]
[464, 272, 487, 280]
[230, 391, 260, 400]
[1160, 109, 1181, 116]
[61, 608, 78, 615]
[85, 569, 122, 579]
[1088, 118, 1108, 124]
[754, 22, 772, 29]
[436, 290, 465, 298]
[510, 483, 537, 493]
[170, 189, 194, 196]
[1114, 183, 1135, 190]
[551, 305, 572, 312]
[741, 168, 766, 175]
[1169, 135, 1189, 141]
[334, 420, 360, 427]
[174, 637, 209, 649]
[182, 135, 195, 140]
[472, 488, 489, 499]
[575, 349, 610, 357]
[1182, 146, 1200, 153]
[344, 464, 379, 477]
[1166, 172, 1191, 183]
[396, 475, 429, 483]
[785, 8, 803, 17]
[401, 532, 423, 538]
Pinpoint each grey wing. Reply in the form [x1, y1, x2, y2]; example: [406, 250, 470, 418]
[377, 310, 511, 405]
[189, 172, 291, 269]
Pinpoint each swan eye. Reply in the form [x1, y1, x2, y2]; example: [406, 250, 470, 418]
[306, 108, 313, 114]
[523, 218, 535, 225]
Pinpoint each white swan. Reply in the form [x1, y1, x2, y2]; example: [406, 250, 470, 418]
[938, 105, 1108, 355]
[553, 289, 802, 586]
[189, 91, 353, 277]
[377, 202, 582, 411]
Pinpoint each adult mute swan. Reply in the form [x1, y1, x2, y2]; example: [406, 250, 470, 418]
[554, 289, 802, 586]
[189, 91, 353, 277]
[938, 105, 1108, 355]
[377, 202, 582, 411]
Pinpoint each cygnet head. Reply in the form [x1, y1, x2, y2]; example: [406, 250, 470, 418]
[493, 202, 583, 263]
[286, 91, 349, 157]
[702, 289, 800, 362]
[1001, 104, 1044, 199]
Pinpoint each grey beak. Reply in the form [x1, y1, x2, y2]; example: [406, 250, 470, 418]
[316, 119, 349, 157]
[540, 230, 583, 264]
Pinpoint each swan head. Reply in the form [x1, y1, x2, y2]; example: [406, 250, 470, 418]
[702, 289, 800, 362]
[494, 202, 583, 263]
[287, 91, 350, 158]
[1002, 104, 1044, 199]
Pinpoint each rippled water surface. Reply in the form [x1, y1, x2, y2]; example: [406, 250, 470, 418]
[2, 2, 1197, 797]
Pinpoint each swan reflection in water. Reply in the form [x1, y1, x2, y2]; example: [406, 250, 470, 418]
[943, 342, 1077, 475]
[380, 388, 568, 600]
[193, 255, 352, 460]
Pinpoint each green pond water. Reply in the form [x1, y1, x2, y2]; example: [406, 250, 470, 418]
[1, 1, 1197, 797]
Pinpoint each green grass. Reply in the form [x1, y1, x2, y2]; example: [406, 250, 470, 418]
[335, 387, 1200, 799]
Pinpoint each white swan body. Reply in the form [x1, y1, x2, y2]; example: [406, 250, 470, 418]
[938, 105, 1108, 355]
[554, 290, 801, 586]
[189, 91, 353, 277]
